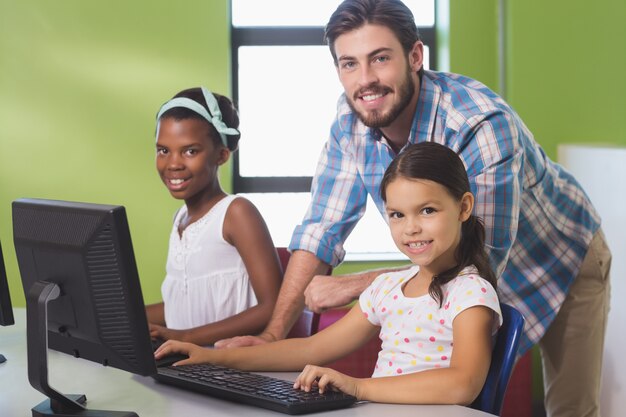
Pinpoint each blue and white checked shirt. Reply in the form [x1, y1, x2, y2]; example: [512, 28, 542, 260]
[289, 70, 601, 354]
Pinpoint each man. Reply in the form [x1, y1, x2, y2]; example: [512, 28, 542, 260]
[217, 1, 611, 416]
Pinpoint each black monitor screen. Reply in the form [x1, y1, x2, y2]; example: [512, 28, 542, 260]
[0, 239, 15, 327]
[13, 198, 156, 377]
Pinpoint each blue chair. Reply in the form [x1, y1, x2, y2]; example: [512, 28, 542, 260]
[471, 303, 525, 416]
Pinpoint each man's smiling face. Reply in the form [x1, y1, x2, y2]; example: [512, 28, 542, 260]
[334, 23, 420, 128]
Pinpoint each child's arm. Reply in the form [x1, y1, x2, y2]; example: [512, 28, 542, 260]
[155, 304, 379, 371]
[294, 305, 494, 405]
[145, 302, 165, 326]
[150, 198, 282, 345]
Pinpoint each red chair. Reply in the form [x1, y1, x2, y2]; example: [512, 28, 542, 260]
[276, 248, 379, 377]
[500, 350, 532, 417]
[316, 307, 381, 378]
[275, 248, 320, 338]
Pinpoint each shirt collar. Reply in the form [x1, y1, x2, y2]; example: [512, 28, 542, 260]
[410, 71, 439, 146]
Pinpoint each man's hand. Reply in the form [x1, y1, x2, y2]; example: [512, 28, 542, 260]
[305, 268, 410, 313]
[304, 274, 356, 313]
[214, 332, 277, 349]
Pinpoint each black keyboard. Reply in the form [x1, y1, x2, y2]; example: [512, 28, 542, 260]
[154, 363, 357, 415]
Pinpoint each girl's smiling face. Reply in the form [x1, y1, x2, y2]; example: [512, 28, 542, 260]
[155, 117, 229, 204]
[384, 176, 473, 277]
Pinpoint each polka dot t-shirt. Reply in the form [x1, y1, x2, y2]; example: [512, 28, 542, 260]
[359, 265, 502, 378]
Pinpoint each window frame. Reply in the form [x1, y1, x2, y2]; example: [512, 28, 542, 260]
[230, 21, 436, 194]
[229, 4, 437, 260]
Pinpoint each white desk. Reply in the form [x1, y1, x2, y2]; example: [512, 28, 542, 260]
[0, 309, 494, 417]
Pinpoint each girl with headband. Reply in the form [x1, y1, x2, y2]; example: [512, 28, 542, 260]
[145, 87, 282, 347]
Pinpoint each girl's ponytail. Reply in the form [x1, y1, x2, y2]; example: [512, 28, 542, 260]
[459, 215, 496, 289]
[427, 215, 496, 308]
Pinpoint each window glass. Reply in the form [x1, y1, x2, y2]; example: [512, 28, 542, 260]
[241, 192, 407, 261]
[238, 46, 341, 177]
[238, 45, 429, 177]
[233, 0, 435, 27]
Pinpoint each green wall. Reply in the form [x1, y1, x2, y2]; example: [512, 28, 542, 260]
[0, 0, 231, 306]
[449, 0, 499, 92]
[505, 0, 626, 157]
[448, 0, 626, 158]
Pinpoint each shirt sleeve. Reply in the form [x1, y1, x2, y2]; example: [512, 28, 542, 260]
[358, 273, 389, 326]
[288, 117, 368, 266]
[456, 110, 524, 278]
[445, 274, 502, 335]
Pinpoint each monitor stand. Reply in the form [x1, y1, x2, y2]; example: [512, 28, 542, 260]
[26, 280, 138, 417]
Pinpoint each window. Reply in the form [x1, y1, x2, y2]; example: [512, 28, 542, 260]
[231, 0, 437, 261]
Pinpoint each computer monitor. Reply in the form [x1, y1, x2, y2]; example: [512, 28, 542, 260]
[0, 239, 16, 363]
[13, 198, 156, 417]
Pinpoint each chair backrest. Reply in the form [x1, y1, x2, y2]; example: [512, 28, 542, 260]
[275, 248, 320, 339]
[471, 303, 525, 416]
[275, 248, 377, 374]
[316, 307, 381, 378]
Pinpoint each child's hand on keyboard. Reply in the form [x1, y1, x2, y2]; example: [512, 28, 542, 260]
[294, 364, 360, 399]
[150, 323, 188, 343]
[154, 340, 212, 366]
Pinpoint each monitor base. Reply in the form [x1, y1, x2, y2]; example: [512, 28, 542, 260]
[32, 394, 138, 417]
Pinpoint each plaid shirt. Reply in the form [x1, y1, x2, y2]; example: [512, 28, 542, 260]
[289, 70, 600, 354]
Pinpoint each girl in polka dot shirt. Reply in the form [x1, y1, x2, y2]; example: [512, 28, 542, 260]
[156, 142, 502, 406]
